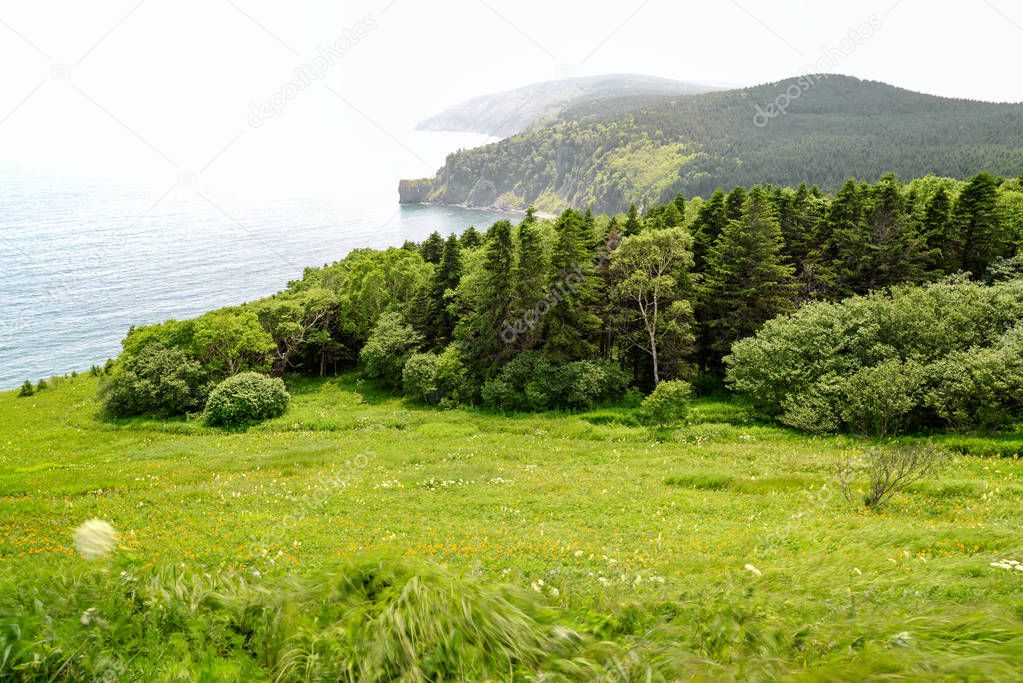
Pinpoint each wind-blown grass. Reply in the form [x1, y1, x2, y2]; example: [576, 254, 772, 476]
[2, 374, 1023, 679]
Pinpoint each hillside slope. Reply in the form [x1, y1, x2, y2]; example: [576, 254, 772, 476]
[401, 75, 1023, 214]
[416, 73, 720, 137]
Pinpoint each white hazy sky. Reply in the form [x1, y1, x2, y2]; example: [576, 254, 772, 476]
[1, 0, 1021, 195]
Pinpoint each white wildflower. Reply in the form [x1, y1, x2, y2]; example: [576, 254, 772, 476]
[744, 564, 762, 577]
[73, 519, 117, 560]
[80, 608, 99, 626]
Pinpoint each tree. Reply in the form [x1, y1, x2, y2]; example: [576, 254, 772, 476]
[255, 289, 334, 375]
[609, 228, 696, 384]
[543, 209, 602, 363]
[922, 186, 955, 272]
[360, 312, 423, 386]
[455, 220, 516, 379]
[724, 186, 747, 222]
[953, 172, 1007, 276]
[192, 309, 275, 376]
[460, 226, 482, 249]
[690, 189, 728, 270]
[419, 231, 445, 264]
[700, 186, 797, 362]
[423, 234, 462, 348]
[509, 221, 547, 352]
[623, 203, 642, 236]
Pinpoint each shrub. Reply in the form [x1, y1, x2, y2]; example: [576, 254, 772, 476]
[359, 312, 423, 387]
[924, 326, 1023, 432]
[100, 344, 208, 417]
[838, 359, 927, 437]
[203, 372, 290, 427]
[837, 444, 946, 508]
[726, 279, 1023, 434]
[402, 352, 439, 404]
[402, 347, 468, 406]
[18, 380, 34, 398]
[641, 380, 693, 427]
[35, 379, 48, 391]
[482, 354, 628, 411]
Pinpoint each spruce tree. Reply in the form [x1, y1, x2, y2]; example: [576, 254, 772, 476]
[690, 189, 728, 270]
[700, 187, 797, 362]
[724, 186, 747, 222]
[509, 221, 548, 352]
[953, 172, 1006, 276]
[419, 231, 445, 264]
[922, 187, 954, 272]
[425, 234, 462, 348]
[543, 209, 602, 363]
[460, 226, 482, 250]
[455, 221, 515, 379]
[623, 203, 642, 236]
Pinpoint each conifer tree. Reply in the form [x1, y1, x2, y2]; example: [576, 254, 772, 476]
[700, 187, 797, 362]
[690, 189, 728, 270]
[455, 221, 515, 378]
[419, 231, 444, 264]
[725, 186, 747, 222]
[922, 187, 954, 272]
[509, 221, 548, 352]
[543, 209, 602, 363]
[459, 226, 482, 250]
[623, 203, 642, 236]
[953, 172, 1006, 276]
[424, 234, 462, 348]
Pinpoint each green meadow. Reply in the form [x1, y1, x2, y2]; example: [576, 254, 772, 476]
[2, 375, 1023, 679]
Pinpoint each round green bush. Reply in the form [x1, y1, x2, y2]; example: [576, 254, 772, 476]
[641, 380, 692, 427]
[203, 372, 290, 427]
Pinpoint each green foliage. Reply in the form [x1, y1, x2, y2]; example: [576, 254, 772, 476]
[727, 278, 1023, 434]
[402, 346, 468, 406]
[481, 353, 627, 411]
[100, 344, 208, 417]
[203, 372, 290, 427]
[359, 312, 424, 387]
[700, 187, 797, 361]
[34, 378, 47, 391]
[610, 227, 696, 383]
[17, 380, 33, 398]
[641, 380, 693, 427]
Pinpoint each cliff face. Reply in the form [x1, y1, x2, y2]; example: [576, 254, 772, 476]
[397, 178, 435, 204]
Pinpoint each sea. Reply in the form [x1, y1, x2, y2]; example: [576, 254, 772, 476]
[0, 131, 512, 389]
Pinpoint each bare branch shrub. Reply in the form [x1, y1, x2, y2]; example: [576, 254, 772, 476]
[836, 444, 946, 508]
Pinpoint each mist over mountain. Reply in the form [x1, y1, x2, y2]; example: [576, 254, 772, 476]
[415, 73, 722, 138]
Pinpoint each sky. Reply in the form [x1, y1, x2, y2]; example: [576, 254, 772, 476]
[1, 0, 1022, 196]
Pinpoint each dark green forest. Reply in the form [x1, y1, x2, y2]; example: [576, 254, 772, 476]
[401, 76, 1023, 214]
[98, 171, 1023, 435]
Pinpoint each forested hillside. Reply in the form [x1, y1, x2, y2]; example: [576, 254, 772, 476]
[416, 73, 718, 137]
[400, 76, 1023, 214]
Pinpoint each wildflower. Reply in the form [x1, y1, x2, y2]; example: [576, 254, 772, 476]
[73, 519, 117, 560]
[891, 631, 912, 647]
[744, 564, 762, 577]
[80, 608, 101, 626]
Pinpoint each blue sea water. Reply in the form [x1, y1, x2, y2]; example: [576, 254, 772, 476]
[0, 135, 511, 389]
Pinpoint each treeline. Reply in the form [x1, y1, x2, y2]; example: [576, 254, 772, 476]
[101, 172, 1023, 423]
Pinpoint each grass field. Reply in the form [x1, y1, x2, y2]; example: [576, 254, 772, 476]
[3, 375, 1023, 680]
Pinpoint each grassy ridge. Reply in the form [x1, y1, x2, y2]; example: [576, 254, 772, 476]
[3, 376, 1023, 678]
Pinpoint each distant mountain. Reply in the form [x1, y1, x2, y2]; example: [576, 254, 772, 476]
[401, 75, 1023, 214]
[416, 73, 721, 138]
